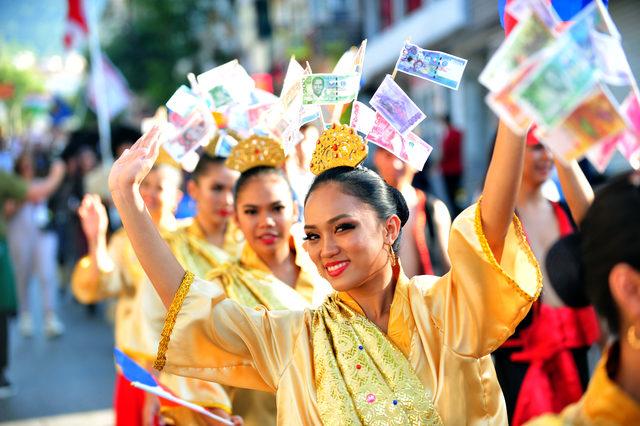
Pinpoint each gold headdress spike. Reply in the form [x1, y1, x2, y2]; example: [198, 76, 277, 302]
[155, 146, 182, 170]
[204, 129, 242, 157]
[225, 134, 286, 173]
[310, 123, 368, 176]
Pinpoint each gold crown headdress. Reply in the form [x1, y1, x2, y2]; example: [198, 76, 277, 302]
[225, 134, 286, 173]
[310, 123, 368, 175]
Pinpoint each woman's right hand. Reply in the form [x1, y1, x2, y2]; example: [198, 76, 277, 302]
[78, 194, 109, 244]
[108, 125, 163, 197]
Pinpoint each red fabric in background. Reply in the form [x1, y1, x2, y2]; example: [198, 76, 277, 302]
[440, 125, 463, 175]
[114, 371, 147, 426]
[505, 202, 600, 426]
[413, 190, 434, 275]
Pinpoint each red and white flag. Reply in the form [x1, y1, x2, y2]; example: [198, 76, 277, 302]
[87, 54, 132, 120]
[64, 0, 89, 50]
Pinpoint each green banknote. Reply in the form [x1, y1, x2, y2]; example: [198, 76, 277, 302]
[479, 12, 556, 91]
[514, 38, 597, 128]
[302, 73, 360, 105]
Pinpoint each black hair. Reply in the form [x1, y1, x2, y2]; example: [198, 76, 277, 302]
[545, 234, 589, 308]
[233, 166, 294, 205]
[111, 125, 141, 158]
[546, 172, 640, 334]
[191, 154, 227, 182]
[304, 166, 410, 252]
[582, 172, 640, 334]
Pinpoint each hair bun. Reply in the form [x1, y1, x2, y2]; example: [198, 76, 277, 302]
[388, 185, 410, 227]
[545, 233, 590, 308]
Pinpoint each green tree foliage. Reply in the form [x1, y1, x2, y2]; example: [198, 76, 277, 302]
[105, 0, 232, 106]
[0, 49, 45, 133]
[0, 51, 44, 108]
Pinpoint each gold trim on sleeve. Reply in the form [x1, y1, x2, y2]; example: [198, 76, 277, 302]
[154, 270, 196, 371]
[474, 198, 543, 302]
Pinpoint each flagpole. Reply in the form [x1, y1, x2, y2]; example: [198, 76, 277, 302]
[391, 37, 411, 80]
[86, 0, 112, 164]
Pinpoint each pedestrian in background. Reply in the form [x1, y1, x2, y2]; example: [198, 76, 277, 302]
[8, 151, 65, 338]
[0, 160, 65, 398]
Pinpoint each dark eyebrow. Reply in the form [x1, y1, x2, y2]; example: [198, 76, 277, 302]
[241, 200, 284, 209]
[304, 214, 353, 230]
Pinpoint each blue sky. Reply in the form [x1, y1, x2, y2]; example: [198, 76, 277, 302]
[0, 0, 106, 56]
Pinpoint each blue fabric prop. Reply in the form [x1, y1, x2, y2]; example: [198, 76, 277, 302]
[498, 0, 508, 28]
[552, 0, 608, 21]
[113, 348, 158, 387]
[498, 0, 610, 29]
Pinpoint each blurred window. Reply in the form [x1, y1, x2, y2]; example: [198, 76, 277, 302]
[406, 0, 423, 13]
[380, 0, 393, 29]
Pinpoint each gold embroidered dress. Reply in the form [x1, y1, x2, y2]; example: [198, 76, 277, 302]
[525, 345, 640, 426]
[201, 224, 331, 426]
[155, 204, 543, 425]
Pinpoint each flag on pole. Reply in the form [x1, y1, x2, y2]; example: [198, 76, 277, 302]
[64, 0, 89, 50]
[113, 349, 233, 425]
[87, 54, 132, 120]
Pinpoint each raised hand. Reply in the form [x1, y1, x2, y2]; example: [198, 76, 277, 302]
[108, 123, 186, 308]
[78, 194, 109, 245]
[108, 125, 163, 196]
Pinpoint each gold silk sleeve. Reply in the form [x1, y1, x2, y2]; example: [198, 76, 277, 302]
[422, 201, 542, 358]
[71, 230, 130, 304]
[160, 371, 232, 412]
[156, 272, 307, 393]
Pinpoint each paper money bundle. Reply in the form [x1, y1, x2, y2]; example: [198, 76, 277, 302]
[351, 40, 470, 171]
[155, 36, 467, 173]
[481, 0, 640, 171]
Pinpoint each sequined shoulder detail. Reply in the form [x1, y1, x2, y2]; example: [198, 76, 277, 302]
[474, 198, 542, 301]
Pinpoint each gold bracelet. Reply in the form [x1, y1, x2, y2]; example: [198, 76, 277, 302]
[154, 270, 195, 371]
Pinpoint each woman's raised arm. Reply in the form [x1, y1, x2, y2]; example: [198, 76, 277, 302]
[480, 121, 526, 261]
[554, 159, 594, 224]
[108, 126, 185, 308]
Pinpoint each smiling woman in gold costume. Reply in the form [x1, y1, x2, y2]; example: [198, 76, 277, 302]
[138, 135, 331, 426]
[108, 120, 541, 425]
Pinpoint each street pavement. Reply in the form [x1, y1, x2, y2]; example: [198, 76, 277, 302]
[0, 287, 116, 423]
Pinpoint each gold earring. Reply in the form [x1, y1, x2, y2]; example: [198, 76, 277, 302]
[233, 228, 245, 244]
[387, 244, 397, 267]
[628, 325, 640, 350]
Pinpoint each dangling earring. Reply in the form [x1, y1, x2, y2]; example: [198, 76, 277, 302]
[233, 227, 245, 244]
[387, 244, 397, 267]
[628, 325, 640, 350]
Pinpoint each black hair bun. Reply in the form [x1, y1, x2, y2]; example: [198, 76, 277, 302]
[545, 233, 590, 308]
[388, 185, 410, 227]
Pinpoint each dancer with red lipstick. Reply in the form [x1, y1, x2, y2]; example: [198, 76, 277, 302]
[74, 144, 242, 426]
[148, 151, 244, 425]
[162, 152, 242, 273]
[131, 135, 329, 426]
[195, 134, 331, 426]
[107, 118, 543, 424]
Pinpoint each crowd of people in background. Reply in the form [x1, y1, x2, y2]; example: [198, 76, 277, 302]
[0, 111, 637, 425]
